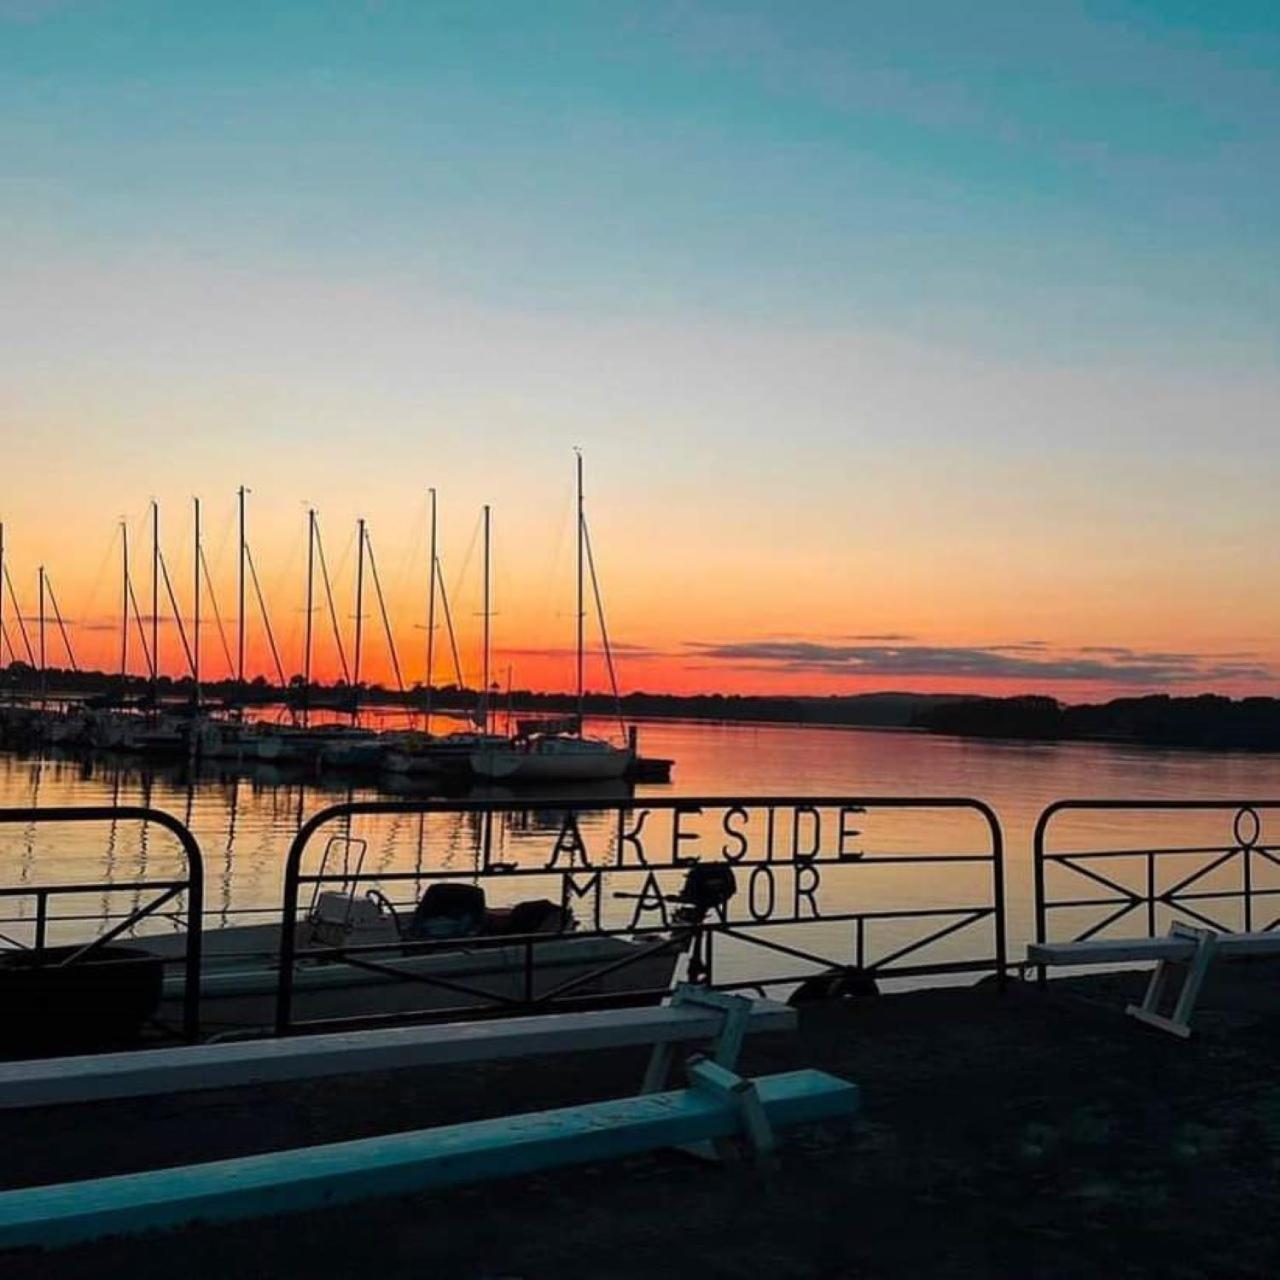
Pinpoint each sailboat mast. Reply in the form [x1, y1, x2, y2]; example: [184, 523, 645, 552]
[193, 497, 201, 707]
[0, 523, 5, 674]
[38, 565, 45, 701]
[426, 488, 437, 730]
[575, 449, 585, 734]
[482, 504, 491, 736]
[237, 485, 246, 688]
[119, 521, 128, 680]
[150, 500, 159, 702]
[304, 508, 315, 727]
[352, 517, 365, 725]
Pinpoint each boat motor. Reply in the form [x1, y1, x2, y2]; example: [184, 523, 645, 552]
[672, 863, 737, 925]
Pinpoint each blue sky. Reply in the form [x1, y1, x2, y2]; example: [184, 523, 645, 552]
[2, 1, 1279, 694]
[6, 1, 1277, 356]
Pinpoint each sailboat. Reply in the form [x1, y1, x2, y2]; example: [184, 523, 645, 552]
[470, 454, 634, 784]
[379, 492, 505, 777]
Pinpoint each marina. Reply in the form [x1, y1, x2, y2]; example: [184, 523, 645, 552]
[0, 456, 673, 787]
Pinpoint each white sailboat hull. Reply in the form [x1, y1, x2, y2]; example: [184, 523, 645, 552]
[470, 747, 632, 782]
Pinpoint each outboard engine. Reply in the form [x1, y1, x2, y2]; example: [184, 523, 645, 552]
[672, 863, 737, 925]
[405, 883, 487, 941]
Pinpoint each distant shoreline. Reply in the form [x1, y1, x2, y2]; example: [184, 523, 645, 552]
[0, 664, 963, 730]
[912, 693, 1280, 755]
[6, 665, 1280, 754]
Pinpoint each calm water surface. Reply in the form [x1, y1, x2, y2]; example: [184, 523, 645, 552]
[3, 719, 1280, 978]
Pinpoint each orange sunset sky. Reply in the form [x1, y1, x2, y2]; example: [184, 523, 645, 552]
[4, 4, 1278, 703]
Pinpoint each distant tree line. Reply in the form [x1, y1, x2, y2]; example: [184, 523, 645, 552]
[0, 662, 963, 727]
[913, 694, 1280, 752]
[12, 662, 1272, 749]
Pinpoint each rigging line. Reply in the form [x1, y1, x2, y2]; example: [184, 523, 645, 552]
[198, 543, 235, 678]
[392, 497, 428, 603]
[266, 519, 306, 666]
[77, 531, 117, 633]
[43, 576, 79, 673]
[2, 567, 35, 666]
[582, 517, 627, 742]
[364, 530, 407, 700]
[244, 545, 288, 690]
[314, 519, 351, 685]
[126, 573, 152, 674]
[540, 476, 576, 643]
[0, 618, 11, 666]
[157, 550, 195, 677]
[329, 525, 357, 588]
[451, 509, 482, 619]
[205, 504, 235, 581]
[436, 555, 465, 690]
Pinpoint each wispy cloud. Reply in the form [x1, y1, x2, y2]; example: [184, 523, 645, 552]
[494, 641, 664, 660]
[685, 640, 1273, 685]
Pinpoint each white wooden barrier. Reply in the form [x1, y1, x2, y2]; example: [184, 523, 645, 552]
[0, 992, 796, 1109]
[1028, 930, 1280, 968]
[1029, 923, 1280, 1037]
[0, 1067, 859, 1250]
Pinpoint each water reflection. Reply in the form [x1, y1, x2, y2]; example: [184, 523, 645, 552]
[0, 721, 1279, 969]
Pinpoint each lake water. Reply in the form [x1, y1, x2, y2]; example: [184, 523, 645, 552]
[3, 718, 1280, 988]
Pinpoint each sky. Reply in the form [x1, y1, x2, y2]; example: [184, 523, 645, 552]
[2, 1, 1278, 700]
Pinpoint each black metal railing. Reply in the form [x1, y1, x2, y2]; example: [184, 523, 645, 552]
[275, 796, 1006, 1035]
[1033, 799, 1280, 970]
[0, 806, 204, 1041]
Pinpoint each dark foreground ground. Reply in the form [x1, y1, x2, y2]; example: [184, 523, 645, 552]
[4, 964, 1280, 1279]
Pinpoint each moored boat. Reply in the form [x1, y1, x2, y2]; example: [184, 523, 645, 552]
[470, 732, 633, 782]
[468, 452, 642, 785]
[138, 871, 717, 1034]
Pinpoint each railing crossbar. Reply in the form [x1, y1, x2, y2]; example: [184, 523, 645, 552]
[1056, 857, 1141, 902]
[714, 925, 858, 974]
[1158, 899, 1234, 935]
[0, 879, 190, 898]
[1160, 848, 1241, 900]
[55, 884, 184, 969]
[1046, 886, 1280, 913]
[315, 948, 521, 1009]
[1045, 844, 1242, 862]
[1071, 898, 1142, 944]
[870, 909, 991, 972]
[533, 932, 690, 1006]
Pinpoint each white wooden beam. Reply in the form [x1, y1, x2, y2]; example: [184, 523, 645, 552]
[0, 1069, 859, 1250]
[1029, 930, 1280, 968]
[0, 1000, 797, 1110]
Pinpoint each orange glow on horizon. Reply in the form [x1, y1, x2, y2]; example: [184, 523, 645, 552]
[2, 470, 1276, 707]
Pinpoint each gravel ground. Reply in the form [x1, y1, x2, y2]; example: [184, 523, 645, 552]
[4, 964, 1280, 1279]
